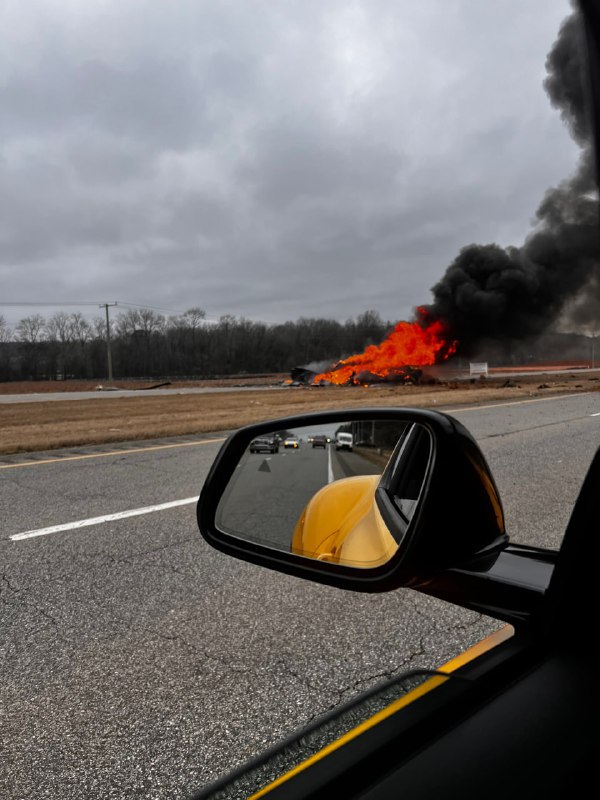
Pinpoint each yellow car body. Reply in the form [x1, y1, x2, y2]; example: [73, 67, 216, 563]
[291, 474, 399, 568]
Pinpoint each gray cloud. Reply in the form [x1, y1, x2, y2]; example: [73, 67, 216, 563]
[1, 0, 581, 327]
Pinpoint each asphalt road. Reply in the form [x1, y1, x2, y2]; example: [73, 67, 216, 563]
[0, 385, 285, 404]
[1, 391, 599, 799]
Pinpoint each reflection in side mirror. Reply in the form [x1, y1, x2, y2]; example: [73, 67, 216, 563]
[199, 408, 509, 592]
[215, 419, 432, 569]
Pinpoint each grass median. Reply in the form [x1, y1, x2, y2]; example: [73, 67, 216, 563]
[1, 371, 598, 455]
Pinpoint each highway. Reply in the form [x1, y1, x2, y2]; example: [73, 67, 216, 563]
[0, 384, 284, 404]
[1, 391, 599, 798]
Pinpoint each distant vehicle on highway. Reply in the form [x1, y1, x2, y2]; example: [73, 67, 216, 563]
[249, 436, 279, 454]
[335, 431, 353, 451]
[283, 435, 300, 449]
[312, 435, 328, 448]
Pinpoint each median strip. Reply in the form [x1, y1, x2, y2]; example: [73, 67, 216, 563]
[10, 497, 199, 541]
[0, 438, 226, 470]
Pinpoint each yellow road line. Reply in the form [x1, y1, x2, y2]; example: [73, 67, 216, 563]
[0, 438, 225, 470]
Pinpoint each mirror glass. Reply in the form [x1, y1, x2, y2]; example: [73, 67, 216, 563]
[215, 418, 432, 569]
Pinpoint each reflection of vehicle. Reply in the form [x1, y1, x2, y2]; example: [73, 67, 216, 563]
[335, 431, 353, 451]
[311, 434, 328, 448]
[292, 474, 397, 566]
[249, 436, 279, 454]
[283, 436, 299, 448]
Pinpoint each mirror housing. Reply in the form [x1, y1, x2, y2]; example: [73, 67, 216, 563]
[197, 408, 508, 593]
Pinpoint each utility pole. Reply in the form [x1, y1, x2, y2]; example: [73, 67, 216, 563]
[100, 302, 117, 384]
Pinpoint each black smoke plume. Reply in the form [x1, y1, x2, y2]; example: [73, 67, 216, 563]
[424, 8, 600, 357]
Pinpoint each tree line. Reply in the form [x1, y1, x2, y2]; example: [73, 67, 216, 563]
[0, 307, 392, 382]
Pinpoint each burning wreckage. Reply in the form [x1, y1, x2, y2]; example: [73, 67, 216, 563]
[288, 310, 457, 387]
[289, 364, 426, 387]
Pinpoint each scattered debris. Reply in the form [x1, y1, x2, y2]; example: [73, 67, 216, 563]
[290, 367, 318, 385]
[501, 380, 520, 388]
[288, 364, 425, 386]
[137, 381, 172, 390]
[538, 383, 550, 389]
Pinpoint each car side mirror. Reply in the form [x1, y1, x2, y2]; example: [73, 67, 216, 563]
[197, 408, 508, 593]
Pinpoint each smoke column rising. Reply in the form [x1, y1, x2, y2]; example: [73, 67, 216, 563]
[423, 9, 599, 357]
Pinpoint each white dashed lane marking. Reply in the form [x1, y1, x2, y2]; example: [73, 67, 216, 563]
[10, 497, 199, 541]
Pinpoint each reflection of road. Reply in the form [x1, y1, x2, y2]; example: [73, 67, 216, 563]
[330, 448, 382, 481]
[218, 444, 383, 552]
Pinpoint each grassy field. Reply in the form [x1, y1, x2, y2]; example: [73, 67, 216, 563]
[1, 371, 598, 455]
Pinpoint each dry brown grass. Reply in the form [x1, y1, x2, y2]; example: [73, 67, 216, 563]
[1, 372, 598, 455]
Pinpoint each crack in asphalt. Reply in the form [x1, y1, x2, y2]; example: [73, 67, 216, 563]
[303, 647, 429, 728]
[298, 630, 432, 728]
[269, 594, 482, 727]
[294, 603, 492, 729]
[21, 599, 62, 633]
[2, 536, 199, 595]
[104, 537, 198, 569]
[1, 572, 21, 595]
[191, 648, 256, 677]
[403, 591, 487, 636]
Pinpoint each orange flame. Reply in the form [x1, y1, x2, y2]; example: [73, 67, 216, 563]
[314, 307, 457, 385]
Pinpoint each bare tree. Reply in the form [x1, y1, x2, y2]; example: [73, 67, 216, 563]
[0, 315, 14, 380]
[70, 313, 92, 344]
[93, 315, 112, 340]
[69, 313, 93, 377]
[171, 307, 206, 330]
[46, 311, 73, 343]
[15, 314, 46, 379]
[0, 315, 13, 343]
[16, 314, 46, 344]
[116, 308, 165, 337]
[167, 308, 207, 374]
[115, 308, 167, 376]
[46, 312, 74, 378]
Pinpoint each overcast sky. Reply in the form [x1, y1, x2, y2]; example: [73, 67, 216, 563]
[1, 0, 580, 327]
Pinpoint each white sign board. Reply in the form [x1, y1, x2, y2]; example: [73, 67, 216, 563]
[470, 362, 488, 377]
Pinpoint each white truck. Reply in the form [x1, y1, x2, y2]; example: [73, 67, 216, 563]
[335, 431, 354, 451]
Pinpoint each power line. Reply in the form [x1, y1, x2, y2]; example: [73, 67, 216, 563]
[116, 301, 188, 314]
[0, 300, 215, 315]
[0, 301, 106, 306]
[0, 300, 221, 322]
[115, 301, 219, 318]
